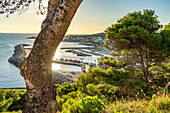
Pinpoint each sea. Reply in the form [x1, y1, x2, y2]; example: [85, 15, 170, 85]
[0, 33, 101, 88]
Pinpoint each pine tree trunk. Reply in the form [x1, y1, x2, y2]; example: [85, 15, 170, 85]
[139, 51, 148, 82]
[20, 0, 83, 112]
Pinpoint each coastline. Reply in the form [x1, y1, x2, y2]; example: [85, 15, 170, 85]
[7, 34, 112, 86]
[8, 44, 76, 85]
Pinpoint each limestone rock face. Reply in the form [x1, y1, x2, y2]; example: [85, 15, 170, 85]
[8, 44, 26, 67]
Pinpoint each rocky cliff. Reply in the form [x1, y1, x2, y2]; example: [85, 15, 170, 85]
[8, 44, 26, 67]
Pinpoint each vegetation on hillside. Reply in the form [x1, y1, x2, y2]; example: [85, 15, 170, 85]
[0, 9, 170, 113]
[65, 33, 106, 38]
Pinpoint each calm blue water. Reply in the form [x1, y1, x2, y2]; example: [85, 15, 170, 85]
[0, 33, 36, 88]
[0, 33, 101, 88]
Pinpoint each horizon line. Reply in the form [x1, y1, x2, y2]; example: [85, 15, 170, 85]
[0, 32, 104, 35]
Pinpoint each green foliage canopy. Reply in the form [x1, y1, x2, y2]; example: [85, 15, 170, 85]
[105, 9, 170, 81]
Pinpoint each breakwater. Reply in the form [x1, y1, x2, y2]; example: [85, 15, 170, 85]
[53, 60, 83, 66]
[8, 44, 76, 84]
[60, 47, 95, 49]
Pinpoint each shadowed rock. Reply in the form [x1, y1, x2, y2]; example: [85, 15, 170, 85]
[8, 44, 26, 67]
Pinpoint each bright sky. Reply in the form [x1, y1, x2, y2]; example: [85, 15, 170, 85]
[0, 0, 170, 34]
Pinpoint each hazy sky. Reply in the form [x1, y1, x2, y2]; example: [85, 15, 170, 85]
[0, 0, 170, 34]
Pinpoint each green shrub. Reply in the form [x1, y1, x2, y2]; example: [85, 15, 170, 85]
[76, 67, 129, 93]
[62, 96, 105, 113]
[57, 91, 83, 111]
[0, 90, 13, 112]
[5, 89, 26, 111]
[128, 79, 153, 97]
[0, 89, 26, 112]
[56, 82, 78, 97]
[86, 83, 119, 101]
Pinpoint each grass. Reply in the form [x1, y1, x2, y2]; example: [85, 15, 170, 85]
[106, 95, 170, 113]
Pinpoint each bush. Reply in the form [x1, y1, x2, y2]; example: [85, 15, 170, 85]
[56, 83, 81, 111]
[0, 90, 13, 112]
[0, 89, 26, 112]
[86, 83, 119, 101]
[57, 91, 83, 111]
[56, 82, 78, 97]
[128, 79, 153, 98]
[62, 96, 105, 113]
[76, 67, 129, 93]
[6, 89, 26, 111]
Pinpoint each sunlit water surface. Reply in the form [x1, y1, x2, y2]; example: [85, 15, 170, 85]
[0, 33, 101, 88]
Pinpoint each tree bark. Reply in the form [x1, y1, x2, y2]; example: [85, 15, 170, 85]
[145, 53, 150, 80]
[20, 0, 83, 112]
[139, 51, 148, 82]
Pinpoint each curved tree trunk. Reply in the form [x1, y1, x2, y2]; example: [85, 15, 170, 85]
[20, 0, 83, 112]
